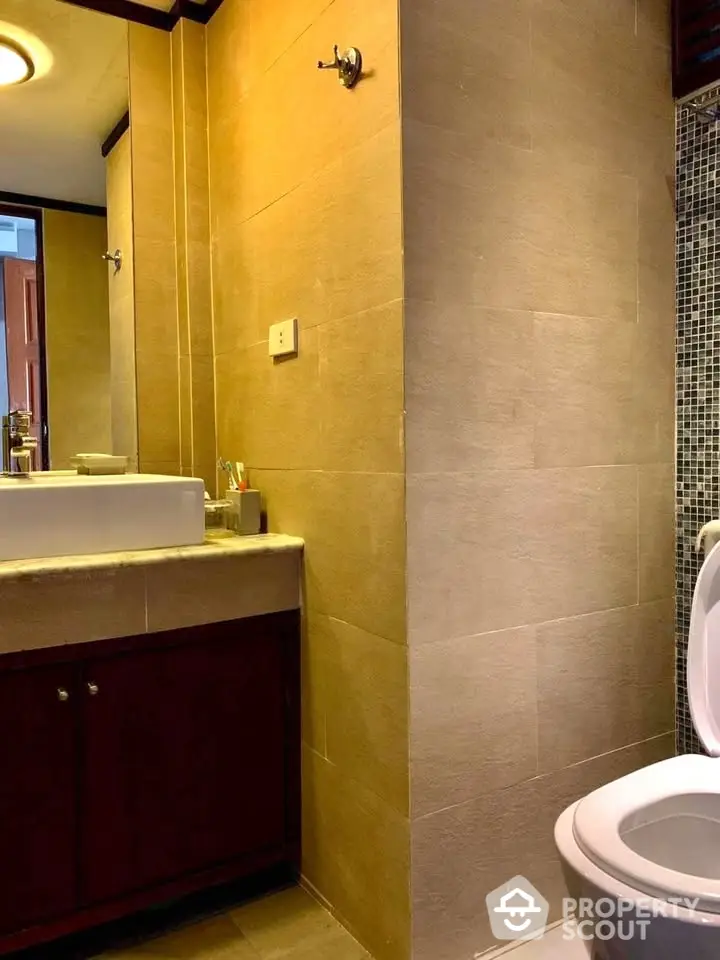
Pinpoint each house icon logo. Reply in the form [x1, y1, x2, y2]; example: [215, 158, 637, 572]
[485, 876, 549, 941]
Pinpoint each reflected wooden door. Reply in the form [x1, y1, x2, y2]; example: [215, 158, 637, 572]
[3, 257, 41, 461]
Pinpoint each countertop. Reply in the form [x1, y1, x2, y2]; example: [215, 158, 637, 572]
[0, 533, 304, 582]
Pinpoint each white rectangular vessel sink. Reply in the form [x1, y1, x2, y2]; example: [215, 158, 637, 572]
[0, 473, 206, 561]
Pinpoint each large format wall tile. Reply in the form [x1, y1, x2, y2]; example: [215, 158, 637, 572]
[129, 24, 180, 475]
[210, 0, 399, 225]
[216, 302, 404, 473]
[208, 1, 407, 953]
[531, 0, 659, 109]
[405, 302, 534, 473]
[402, 0, 674, 958]
[302, 747, 410, 960]
[317, 301, 404, 474]
[244, 470, 406, 646]
[302, 612, 330, 759]
[232, 0, 337, 99]
[401, 0, 532, 151]
[404, 122, 638, 322]
[172, 19, 216, 491]
[212, 124, 403, 357]
[404, 129, 638, 270]
[135, 352, 180, 466]
[411, 626, 537, 817]
[320, 614, 409, 814]
[412, 734, 674, 960]
[307, 472, 406, 644]
[639, 464, 675, 602]
[44, 210, 112, 468]
[533, 314, 636, 467]
[299, 614, 409, 814]
[215, 333, 322, 472]
[533, 315, 673, 467]
[637, 0, 672, 51]
[133, 237, 178, 351]
[636, 173, 676, 323]
[537, 602, 674, 773]
[408, 467, 638, 644]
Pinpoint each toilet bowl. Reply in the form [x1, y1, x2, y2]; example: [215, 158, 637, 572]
[554, 539, 720, 959]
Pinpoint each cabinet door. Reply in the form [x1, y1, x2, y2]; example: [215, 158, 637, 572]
[0, 664, 78, 933]
[80, 621, 287, 905]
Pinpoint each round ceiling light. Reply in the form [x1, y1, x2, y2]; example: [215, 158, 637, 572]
[0, 37, 34, 87]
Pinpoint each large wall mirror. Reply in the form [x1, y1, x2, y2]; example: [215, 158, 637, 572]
[0, 0, 133, 470]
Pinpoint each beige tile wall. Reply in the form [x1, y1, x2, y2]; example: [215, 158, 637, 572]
[172, 19, 217, 492]
[128, 2, 676, 957]
[126, 22, 216, 488]
[128, 24, 180, 476]
[43, 209, 112, 468]
[412, 734, 674, 960]
[402, 0, 676, 957]
[105, 130, 138, 467]
[205, 1, 408, 958]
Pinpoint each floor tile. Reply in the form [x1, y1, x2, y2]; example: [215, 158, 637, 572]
[229, 886, 369, 960]
[486, 924, 590, 958]
[97, 886, 369, 960]
[102, 914, 260, 959]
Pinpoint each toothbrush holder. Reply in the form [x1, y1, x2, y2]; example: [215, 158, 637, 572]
[224, 488, 261, 536]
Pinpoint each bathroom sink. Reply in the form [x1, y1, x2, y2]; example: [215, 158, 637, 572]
[0, 473, 205, 561]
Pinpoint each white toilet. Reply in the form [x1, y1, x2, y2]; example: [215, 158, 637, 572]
[555, 538, 720, 959]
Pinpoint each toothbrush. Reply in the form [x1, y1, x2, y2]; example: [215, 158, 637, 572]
[235, 462, 247, 491]
[218, 458, 239, 490]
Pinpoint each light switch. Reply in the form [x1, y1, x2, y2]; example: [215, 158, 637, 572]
[269, 318, 298, 358]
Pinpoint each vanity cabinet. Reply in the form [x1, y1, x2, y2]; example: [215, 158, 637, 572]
[0, 664, 78, 935]
[0, 611, 300, 953]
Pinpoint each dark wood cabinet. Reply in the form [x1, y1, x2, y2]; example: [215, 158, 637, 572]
[80, 620, 288, 904]
[0, 612, 300, 954]
[0, 664, 78, 935]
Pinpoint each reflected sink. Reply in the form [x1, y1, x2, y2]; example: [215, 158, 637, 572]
[0, 473, 205, 561]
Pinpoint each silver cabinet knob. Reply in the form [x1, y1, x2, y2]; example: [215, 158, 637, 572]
[87, 682, 99, 697]
[57, 687, 70, 702]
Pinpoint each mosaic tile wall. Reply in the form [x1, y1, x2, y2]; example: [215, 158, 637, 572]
[676, 92, 720, 755]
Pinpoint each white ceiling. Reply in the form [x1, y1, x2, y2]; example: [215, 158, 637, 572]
[0, 0, 128, 206]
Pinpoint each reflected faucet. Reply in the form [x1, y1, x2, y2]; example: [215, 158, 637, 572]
[2, 411, 37, 477]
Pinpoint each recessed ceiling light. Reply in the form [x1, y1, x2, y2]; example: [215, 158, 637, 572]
[0, 37, 34, 87]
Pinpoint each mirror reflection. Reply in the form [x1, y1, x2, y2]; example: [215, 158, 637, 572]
[0, 0, 130, 470]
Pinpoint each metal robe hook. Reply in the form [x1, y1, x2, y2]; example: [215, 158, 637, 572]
[102, 249, 122, 273]
[317, 45, 363, 89]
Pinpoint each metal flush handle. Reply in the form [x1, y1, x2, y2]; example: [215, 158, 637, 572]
[57, 687, 70, 702]
[87, 681, 99, 696]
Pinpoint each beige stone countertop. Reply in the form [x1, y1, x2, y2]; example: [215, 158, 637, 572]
[0, 534, 304, 655]
[0, 533, 304, 581]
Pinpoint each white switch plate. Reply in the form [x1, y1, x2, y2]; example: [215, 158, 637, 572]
[269, 318, 298, 358]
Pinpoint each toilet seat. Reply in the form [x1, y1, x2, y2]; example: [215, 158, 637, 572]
[573, 754, 720, 913]
[688, 539, 720, 757]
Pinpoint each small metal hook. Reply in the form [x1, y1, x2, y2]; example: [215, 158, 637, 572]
[102, 249, 122, 273]
[317, 45, 363, 89]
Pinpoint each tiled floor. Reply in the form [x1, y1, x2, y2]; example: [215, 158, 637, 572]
[99, 886, 370, 960]
[486, 925, 590, 959]
[24, 886, 590, 960]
